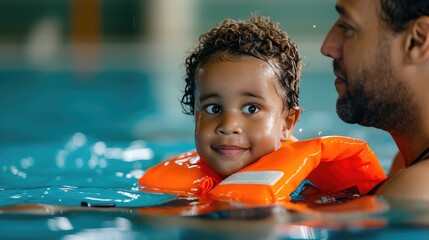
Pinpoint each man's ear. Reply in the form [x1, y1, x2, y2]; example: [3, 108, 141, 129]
[406, 16, 429, 63]
[281, 106, 302, 142]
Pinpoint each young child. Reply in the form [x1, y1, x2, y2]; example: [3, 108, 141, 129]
[139, 16, 386, 204]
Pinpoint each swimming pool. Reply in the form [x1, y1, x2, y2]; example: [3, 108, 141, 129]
[0, 0, 427, 236]
[1, 132, 429, 239]
[1, 68, 429, 239]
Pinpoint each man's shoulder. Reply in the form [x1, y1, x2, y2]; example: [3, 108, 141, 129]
[377, 161, 429, 201]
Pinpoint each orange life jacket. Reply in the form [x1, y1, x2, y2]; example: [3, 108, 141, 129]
[139, 136, 387, 204]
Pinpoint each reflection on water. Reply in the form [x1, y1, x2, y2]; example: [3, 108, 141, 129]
[0, 133, 193, 207]
[1, 196, 429, 239]
[0, 133, 428, 239]
[0, 1, 409, 238]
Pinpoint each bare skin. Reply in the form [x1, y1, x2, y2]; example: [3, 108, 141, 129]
[194, 52, 300, 178]
[321, 0, 429, 200]
[388, 152, 405, 176]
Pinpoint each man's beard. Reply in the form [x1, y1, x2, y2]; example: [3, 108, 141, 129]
[335, 54, 417, 134]
[336, 87, 364, 124]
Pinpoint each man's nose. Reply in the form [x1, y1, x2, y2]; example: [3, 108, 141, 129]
[321, 20, 343, 60]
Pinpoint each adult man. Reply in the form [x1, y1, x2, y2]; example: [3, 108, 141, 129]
[321, 0, 429, 200]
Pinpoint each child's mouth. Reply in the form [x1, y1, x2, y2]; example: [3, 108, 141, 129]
[212, 144, 248, 158]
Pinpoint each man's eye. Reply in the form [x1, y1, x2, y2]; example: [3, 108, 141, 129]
[242, 104, 260, 114]
[337, 21, 354, 37]
[337, 22, 350, 30]
[204, 104, 221, 114]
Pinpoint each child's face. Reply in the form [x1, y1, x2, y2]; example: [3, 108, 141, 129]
[194, 54, 299, 177]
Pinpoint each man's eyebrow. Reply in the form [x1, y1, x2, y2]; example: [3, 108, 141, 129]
[335, 4, 349, 18]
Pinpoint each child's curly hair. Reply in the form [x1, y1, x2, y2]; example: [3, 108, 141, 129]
[181, 15, 302, 115]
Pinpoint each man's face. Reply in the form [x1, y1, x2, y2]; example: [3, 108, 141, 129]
[193, 54, 298, 178]
[320, 0, 415, 133]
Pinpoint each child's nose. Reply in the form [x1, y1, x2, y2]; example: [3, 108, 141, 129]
[216, 112, 242, 135]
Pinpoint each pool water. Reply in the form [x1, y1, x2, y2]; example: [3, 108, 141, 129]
[1, 70, 428, 239]
[0, 132, 193, 208]
[1, 132, 429, 239]
[1, 0, 428, 237]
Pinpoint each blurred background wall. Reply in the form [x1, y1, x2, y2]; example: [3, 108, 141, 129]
[0, 0, 396, 166]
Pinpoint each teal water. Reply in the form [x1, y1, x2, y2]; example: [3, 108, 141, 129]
[0, 132, 193, 208]
[1, 0, 426, 238]
[1, 70, 428, 239]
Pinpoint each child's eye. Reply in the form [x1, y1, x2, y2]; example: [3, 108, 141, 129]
[204, 104, 221, 114]
[242, 104, 260, 114]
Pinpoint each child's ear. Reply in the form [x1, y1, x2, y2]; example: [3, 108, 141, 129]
[281, 106, 301, 142]
[406, 16, 429, 63]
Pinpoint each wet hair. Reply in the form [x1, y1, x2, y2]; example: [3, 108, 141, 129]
[380, 0, 429, 32]
[180, 15, 302, 115]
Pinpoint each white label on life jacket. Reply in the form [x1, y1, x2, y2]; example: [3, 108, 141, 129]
[219, 171, 284, 186]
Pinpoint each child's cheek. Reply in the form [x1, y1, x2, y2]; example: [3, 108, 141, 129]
[194, 111, 203, 135]
[260, 115, 276, 138]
